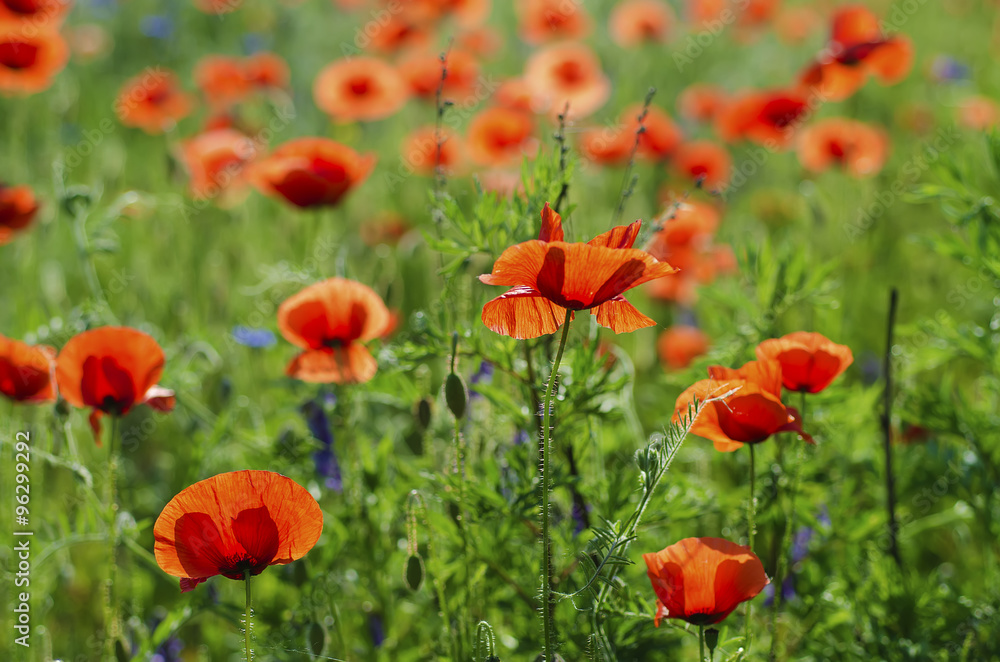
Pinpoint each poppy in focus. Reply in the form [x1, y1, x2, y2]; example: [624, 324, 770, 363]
[524, 42, 610, 120]
[313, 56, 409, 122]
[250, 137, 375, 208]
[0, 25, 68, 94]
[658, 325, 710, 370]
[797, 118, 888, 177]
[643, 537, 768, 626]
[55, 326, 176, 441]
[0, 182, 40, 245]
[115, 69, 195, 134]
[0, 335, 56, 403]
[277, 278, 391, 384]
[153, 470, 323, 592]
[755, 331, 854, 394]
[479, 203, 677, 339]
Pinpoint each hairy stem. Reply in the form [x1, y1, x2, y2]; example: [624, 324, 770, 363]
[245, 569, 253, 662]
[103, 416, 120, 660]
[745, 443, 757, 652]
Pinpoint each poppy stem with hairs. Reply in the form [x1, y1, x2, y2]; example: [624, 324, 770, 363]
[745, 443, 757, 652]
[882, 288, 901, 566]
[103, 416, 121, 660]
[540, 309, 573, 661]
[244, 569, 253, 662]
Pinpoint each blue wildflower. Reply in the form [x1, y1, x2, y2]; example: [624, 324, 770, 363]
[231, 326, 276, 348]
[140, 16, 174, 40]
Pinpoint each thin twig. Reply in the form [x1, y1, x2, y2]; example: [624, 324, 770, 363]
[882, 288, 901, 566]
[612, 87, 656, 227]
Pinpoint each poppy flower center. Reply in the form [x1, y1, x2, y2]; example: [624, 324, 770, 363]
[760, 99, 806, 129]
[144, 84, 173, 106]
[827, 139, 847, 161]
[2, 0, 42, 15]
[554, 60, 585, 86]
[0, 41, 39, 70]
[347, 75, 372, 96]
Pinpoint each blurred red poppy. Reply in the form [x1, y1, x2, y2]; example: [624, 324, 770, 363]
[399, 48, 480, 101]
[250, 137, 375, 208]
[630, 103, 683, 161]
[658, 325, 710, 370]
[313, 56, 408, 122]
[518, 0, 592, 44]
[775, 6, 821, 44]
[457, 26, 503, 58]
[0, 182, 40, 245]
[643, 537, 768, 626]
[755, 331, 853, 394]
[610, 0, 673, 47]
[55, 327, 175, 441]
[673, 359, 810, 452]
[677, 83, 728, 124]
[278, 278, 391, 384]
[957, 96, 999, 130]
[797, 118, 887, 177]
[715, 89, 812, 148]
[466, 107, 537, 167]
[0, 0, 70, 26]
[524, 42, 610, 120]
[178, 128, 259, 205]
[479, 203, 676, 339]
[194, 55, 252, 110]
[0, 335, 56, 403]
[671, 140, 732, 191]
[154, 470, 323, 592]
[579, 126, 633, 166]
[402, 126, 463, 176]
[115, 69, 195, 134]
[244, 51, 290, 90]
[0, 25, 68, 94]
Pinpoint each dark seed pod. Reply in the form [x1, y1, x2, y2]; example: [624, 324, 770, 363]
[307, 621, 327, 655]
[404, 553, 425, 591]
[445, 373, 468, 420]
[705, 628, 720, 653]
[414, 396, 433, 431]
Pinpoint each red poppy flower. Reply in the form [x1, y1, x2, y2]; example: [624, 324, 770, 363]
[250, 138, 375, 209]
[671, 140, 731, 190]
[658, 325, 710, 370]
[399, 48, 480, 101]
[958, 96, 999, 130]
[673, 359, 810, 452]
[775, 6, 822, 45]
[115, 69, 195, 134]
[55, 327, 176, 441]
[797, 118, 888, 177]
[524, 42, 610, 120]
[178, 129, 259, 205]
[0, 0, 70, 26]
[479, 203, 677, 339]
[244, 51, 289, 90]
[737, 0, 779, 28]
[643, 537, 768, 626]
[0, 335, 56, 404]
[193, 0, 242, 14]
[677, 83, 728, 124]
[715, 89, 812, 148]
[494, 77, 539, 113]
[0, 182, 40, 245]
[365, 11, 432, 54]
[194, 55, 252, 110]
[0, 25, 68, 95]
[402, 126, 464, 176]
[466, 107, 537, 167]
[755, 331, 853, 394]
[628, 103, 683, 161]
[579, 126, 633, 166]
[154, 470, 323, 592]
[456, 26, 503, 58]
[610, 0, 673, 47]
[685, 0, 725, 25]
[313, 56, 408, 122]
[518, 0, 592, 45]
[277, 278, 391, 384]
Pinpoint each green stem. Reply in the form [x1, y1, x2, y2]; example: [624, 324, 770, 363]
[244, 569, 253, 662]
[455, 417, 470, 659]
[700, 626, 706, 661]
[541, 310, 573, 661]
[745, 443, 757, 653]
[103, 416, 120, 660]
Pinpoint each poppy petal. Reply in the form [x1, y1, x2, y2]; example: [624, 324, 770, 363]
[143, 385, 177, 412]
[538, 202, 564, 242]
[587, 220, 641, 249]
[180, 577, 208, 592]
[173, 511, 232, 579]
[592, 296, 656, 333]
[286, 346, 377, 384]
[478, 240, 549, 287]
[231, 506, 280, 568]
[482, 286, 569, 339]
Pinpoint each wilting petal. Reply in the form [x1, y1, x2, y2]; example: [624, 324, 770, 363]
[482, 286, 569, 339]
[592, 296, 656, 333]
[180, 577, 208, 592]
[286, 346, 378, 384]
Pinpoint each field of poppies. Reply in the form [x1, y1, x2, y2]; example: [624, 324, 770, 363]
[2, 0, 1000, 660]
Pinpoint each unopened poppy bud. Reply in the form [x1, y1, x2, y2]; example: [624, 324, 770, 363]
[705, 628, 720, 652]
[308, 622, 326, 655]
[445, 373, 468, 420]
[414, 396, 433, 431]
[61, 185, 93, 217]
[404, 553, 424, 591]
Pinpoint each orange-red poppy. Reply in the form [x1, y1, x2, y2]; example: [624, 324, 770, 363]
[250, 137, 375, 208]
[466, 107, 537, 167]
[755, 331, 853, 394]
[646, 200, 732, 305]
[774, 6, 821, 44]
[609, 0, 673, 47]
[313, 56, 408, 122]
[644, 537, 768, 626]
[737, 0, 779, 28]
[178, 129, 259, 204]
[115, 69, 195, 134]
[673, 359, 810, 452]
[154, 470, 323, 592]
[402, 126, 464, 176]
[524, 42, 610, 120]
[479, 203, 677, 339]
[579, 126, 633, 166]
[0, 182, 40, 245]
[829, 5, 880, 46]
[629, 103, 683, 161]
[193, 0, 242, 14]
[456, 26, 503, 58]
[494, 77, 538, 113]
[658, 325, 710, 370]
[0, 25, 68, 94]
[55, 327, 175, 440]
[0, 0, 70, 26]
[278, 278, 391, 384]
[957, 95, 999, 130]
[671, 140, 731, 191]
[244, 51, 289, 90]
[715, 89, 812, 148]
[685, 0, 725, 25]
[797, 118, 888, 177]
[517, 0, 592, 45]
[677, 83, 728, 124]
[0, 335, 55, 403]
[194, 55, 252, 110]
[365, 11, 431, 54]
[399, 48, 480, 101]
